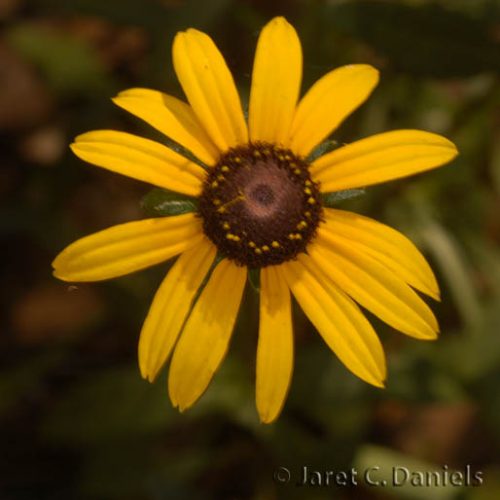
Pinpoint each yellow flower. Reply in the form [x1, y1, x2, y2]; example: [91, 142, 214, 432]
[53, 17, 458, 423]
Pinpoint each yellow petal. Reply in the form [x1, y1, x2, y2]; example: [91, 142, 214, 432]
[282, 255, 386, 387]
[71, 130, 205, 196]
[310, 236, 439, 340]
[173, 28, 248, 152]
[138, 239, 217, 382]
[168, 260, 246, 411]
[311, 130, 458, 191]
[249, 17, 302, 146]
[52, 214, 202, 282]
[113, 88, 219, 165]
[256, 266, 294, 424]
[321, 209, 439, 300]
[290, 65, 379, 157]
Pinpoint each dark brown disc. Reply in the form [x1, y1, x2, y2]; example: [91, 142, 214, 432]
[198, 142, 323, 268]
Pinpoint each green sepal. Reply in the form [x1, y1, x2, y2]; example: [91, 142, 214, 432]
[306, 139, 339, 163]
[321, 188, 366, 207]
[248, 268, 260, 294]
[141, 188, 198, 217]
[192, 252, 224, 304]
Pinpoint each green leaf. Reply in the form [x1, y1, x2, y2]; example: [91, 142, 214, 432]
[306, 139, 339, 163]
[321, 189, 365, 207]
[193, 252, 224, 299]
[141, 188, 198, 217]
[248, 268, 260, 293]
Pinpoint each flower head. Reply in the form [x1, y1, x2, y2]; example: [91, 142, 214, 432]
[53, 17, 458, 423]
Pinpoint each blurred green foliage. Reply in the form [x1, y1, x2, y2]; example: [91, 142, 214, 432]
[1, 0, 499, 499]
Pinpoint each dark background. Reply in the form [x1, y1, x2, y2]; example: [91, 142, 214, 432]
[1, 0, 499, 499]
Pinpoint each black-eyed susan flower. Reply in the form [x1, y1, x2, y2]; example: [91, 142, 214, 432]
[53, 17, 458, 423]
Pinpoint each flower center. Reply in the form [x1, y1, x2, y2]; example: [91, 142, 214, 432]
[250, 184, 274, 206]
[198, 142, 323, 268]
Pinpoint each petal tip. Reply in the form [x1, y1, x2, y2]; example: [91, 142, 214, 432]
[257, 400, 283, 425]
[433, 136, 459, 163]
[420, 131, 459, 158]
[138, 355, 155, 382]
[71, 131, 95, 145]
[360, 371, 386, 389]
[428, 286, 441, 302]
[52, 266, 76, 283]
[111, 95, 132, 112]
[51, 267, 64, 280]
[51, 254, 68, 280]
[353, 63, 380, 83]
[69, 142, 83, 159]
[113, 88, 139, 99]
[373, 363, 387, 388]
[172, 30, 187, 49]
[144, 371, 155, 383]
[258, 412, 277, 425]
[418, 327, 439, 341]
[69, 139, 92, 160]
[269, 16, 289, 26]
[365, 65, 380, 86]
[175, 398, 192, 414]
[447, 143, 459, 161]
[168, 386, 178, 409]
[184, 27, 206, 39]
